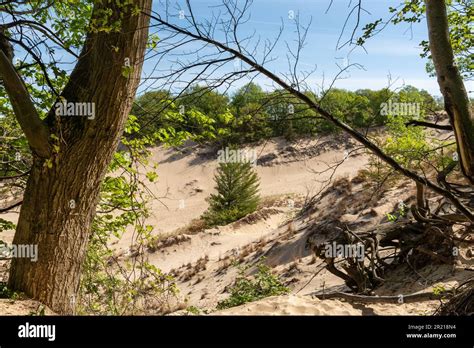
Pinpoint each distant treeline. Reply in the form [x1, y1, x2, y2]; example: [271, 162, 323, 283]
[131, 83, 442, 145]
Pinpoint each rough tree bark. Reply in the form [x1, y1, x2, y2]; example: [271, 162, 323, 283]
[425, 0, 474, 185]
[1, 0, 152, 314]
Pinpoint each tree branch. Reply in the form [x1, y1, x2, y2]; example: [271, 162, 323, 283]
[0, 33, 51, 158]
[149, 12, 474, 221]
[405, 120, 453, 131]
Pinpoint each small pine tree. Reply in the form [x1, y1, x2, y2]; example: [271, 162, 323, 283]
[203, 160, 260, 226]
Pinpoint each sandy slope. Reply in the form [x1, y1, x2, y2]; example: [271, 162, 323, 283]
[0, 135, 365, 242]
[0, 134, 368, 315]
[213, 294, 440, 316]
[142, 135, 365, 236]
[0, 299, 55, 315]
[215, 295, 362, 315]
[110, 135, 367, 257]
[1, 133, 471, 316]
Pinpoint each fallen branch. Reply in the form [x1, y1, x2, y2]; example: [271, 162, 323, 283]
[312, 291, 450, 303]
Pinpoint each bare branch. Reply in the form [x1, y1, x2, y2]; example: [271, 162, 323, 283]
[146, 10, 474, 221]
[405, 120, 453, 131]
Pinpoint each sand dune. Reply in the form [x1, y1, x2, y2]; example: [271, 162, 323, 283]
[2, 134, 471, 316]
[215, 295, 362, 315]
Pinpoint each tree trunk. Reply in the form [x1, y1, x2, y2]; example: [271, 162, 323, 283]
[425, 0, 474, 185]
[7, 0, 152, 314]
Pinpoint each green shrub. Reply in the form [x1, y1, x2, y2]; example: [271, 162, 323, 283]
[0, 283, 21, 300]
[217, 263, 289, 309]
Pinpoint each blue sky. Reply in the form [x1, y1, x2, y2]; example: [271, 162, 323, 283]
[143, 0, 473, 97]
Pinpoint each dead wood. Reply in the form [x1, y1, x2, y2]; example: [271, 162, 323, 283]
[312, 291, 450, 303]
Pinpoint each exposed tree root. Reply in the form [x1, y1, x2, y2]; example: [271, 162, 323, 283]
[305, 206, 469, 293]
[312, 291, 450, 304]
[436, 279, 474, 315]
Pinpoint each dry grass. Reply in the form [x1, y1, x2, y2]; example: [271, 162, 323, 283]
[258, 193, 301, 209]
[215, 256, 234, 275]
[179, 255, 209, 282]
[320, 176, 352, 199]
[147, 234, 192, 253]
[172, 218, 207, 236]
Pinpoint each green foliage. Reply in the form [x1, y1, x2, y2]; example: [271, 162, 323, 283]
[0, 282, 21, 300]
[185, 306, 202, 315]
[1, 0, 182, 315]
[231, 83, 266, 113]
[130, 83, 440, 146]
[384, 114, 430, 167]
[131, 89, 223, 146]
[216, 262, 289, 309]
[266, 90, 319, 137]
[359, 0, 473, 79]
[432, 284, 447, 296]
[398, 85, 437, 114]
[360, 85, 455, 192]
[386, 202, 407, 222]
[181, 85, 230, 119]
[78, 116, 178, 315]
[0, 111, 31, 179]
[3, 0, 93, 116]
[355, 88, 394, 125]
[381, 86, 439, 169]
[320, 89, 372, 128]
[0, 0, 94, 187]
[228, 102, 273, 143]
[202, 159, 260, 226]
[0, 218, 15, 233]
